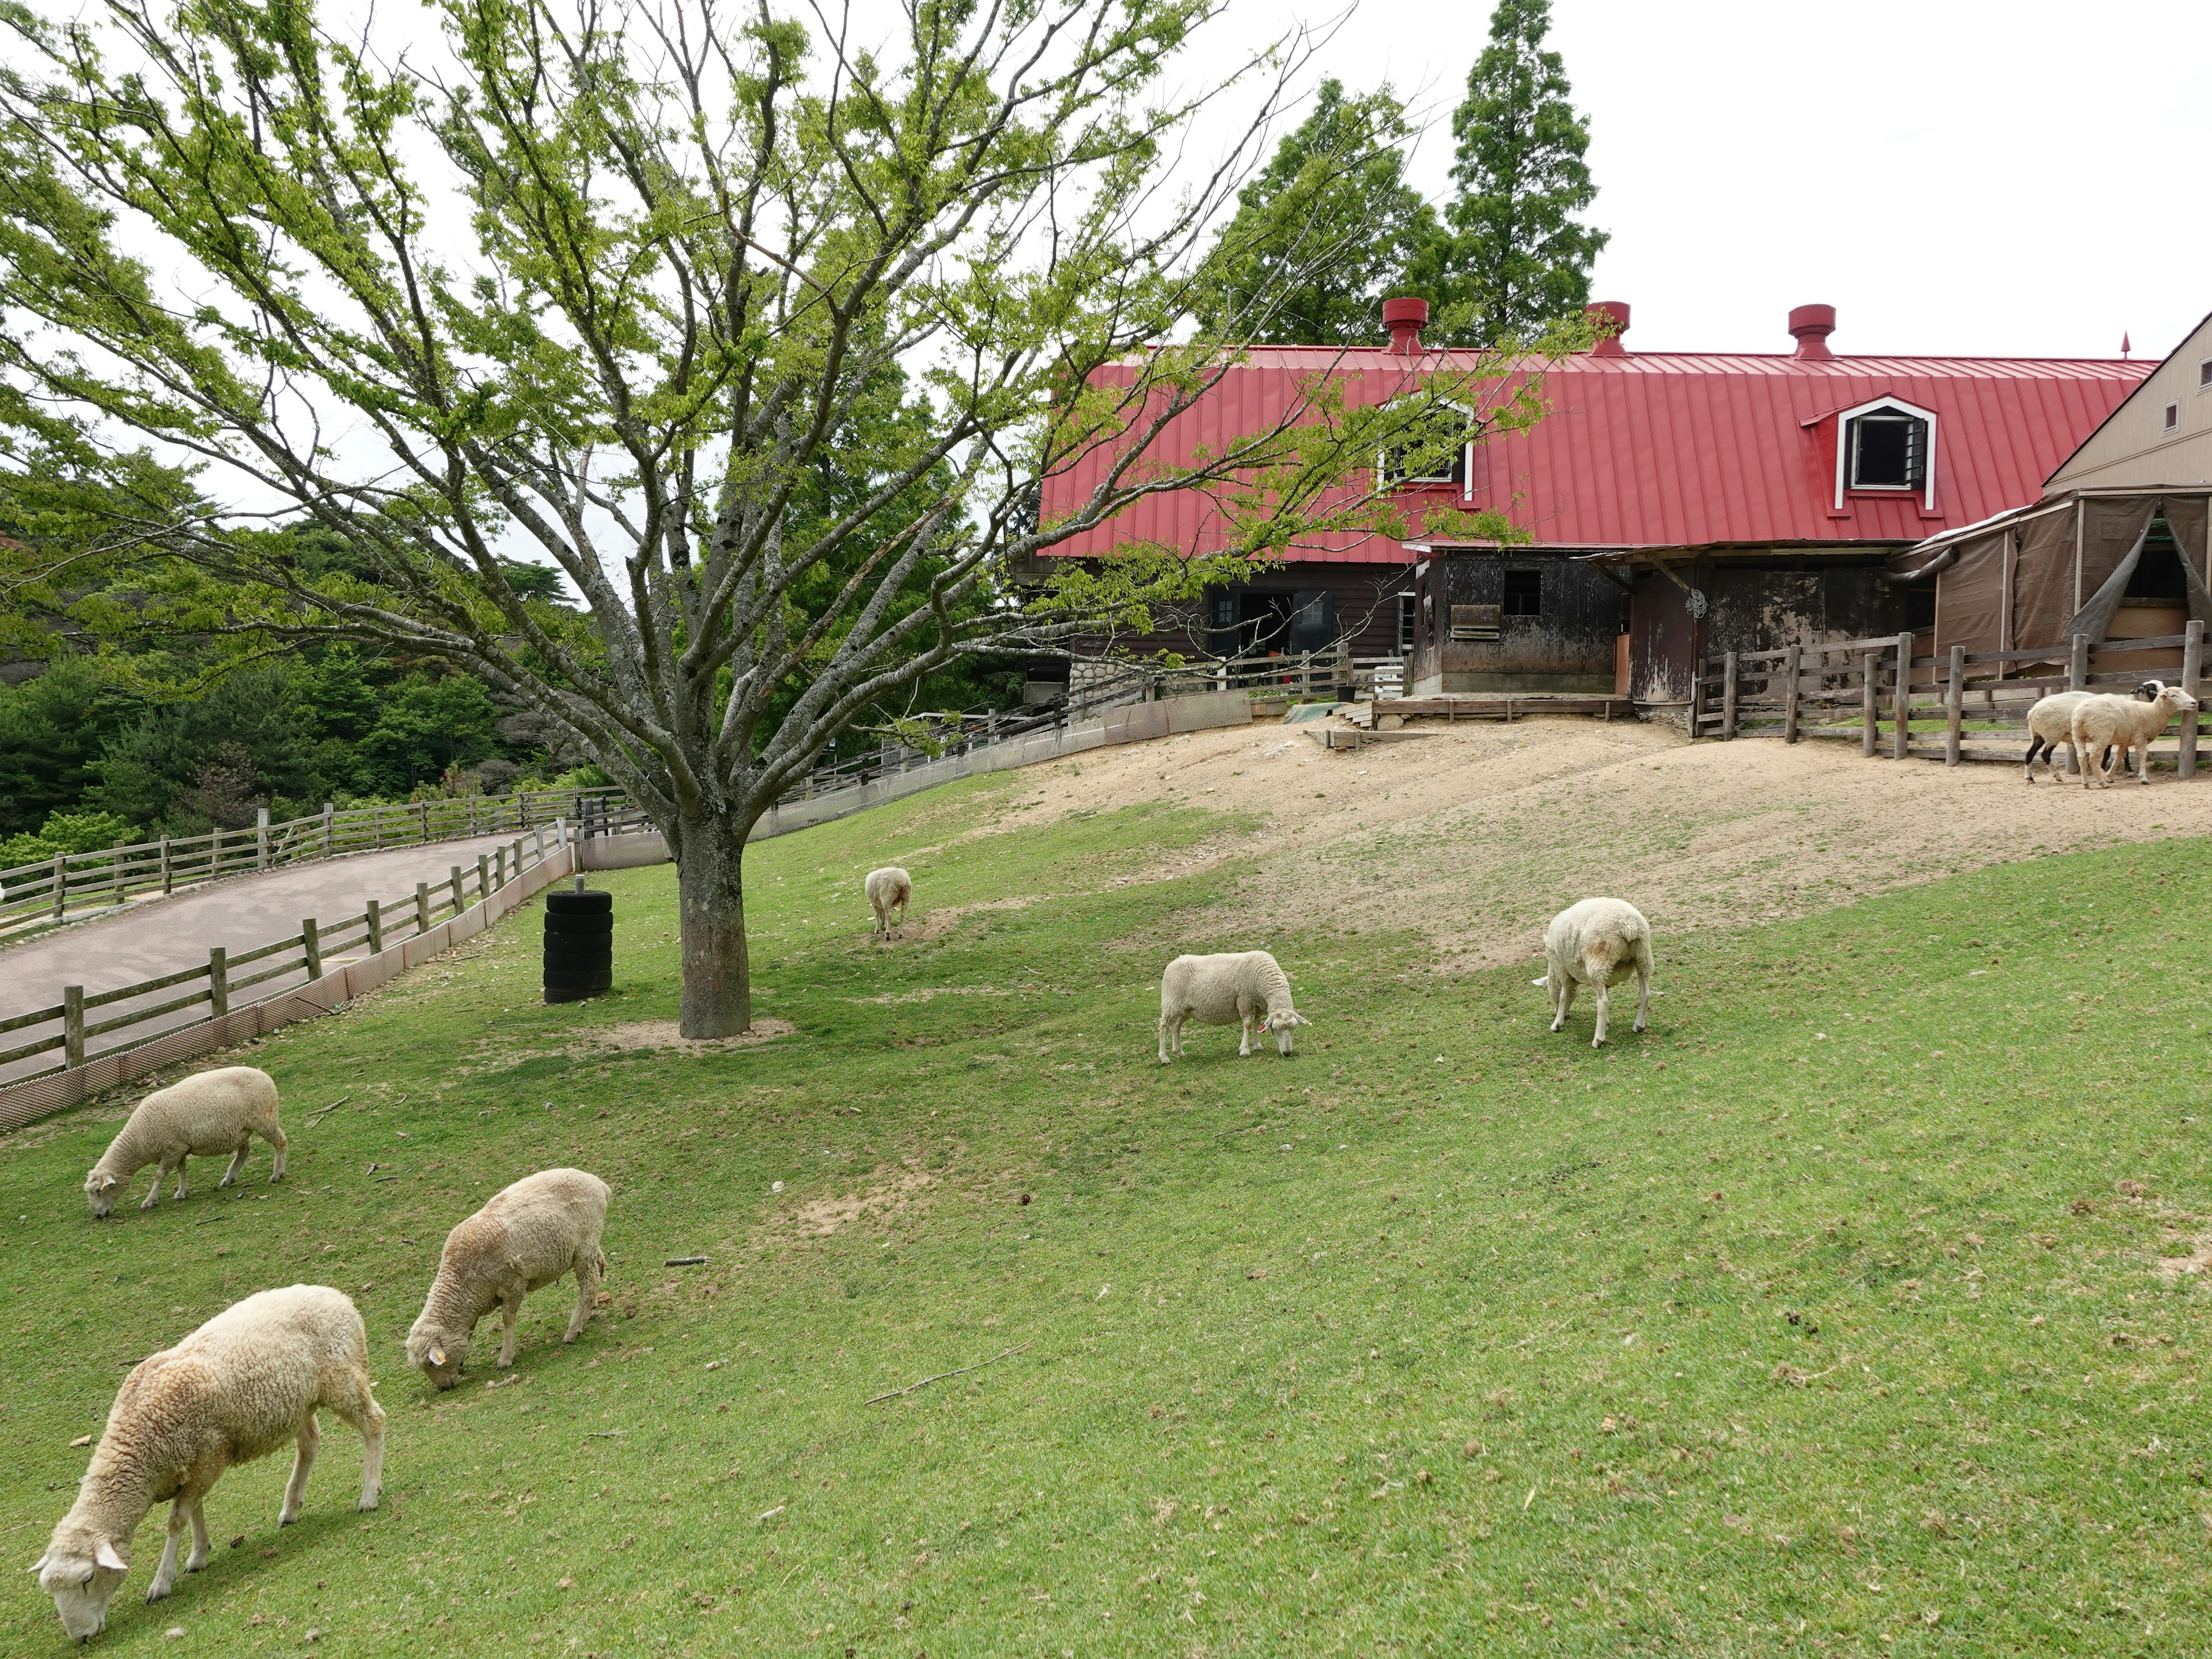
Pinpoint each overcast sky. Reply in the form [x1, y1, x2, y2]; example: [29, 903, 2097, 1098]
[1210, 0, 2212, 363]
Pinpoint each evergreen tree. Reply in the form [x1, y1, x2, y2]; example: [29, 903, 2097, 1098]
[1196, 80, 1440, 346]
[1426, 0, 1608, 346]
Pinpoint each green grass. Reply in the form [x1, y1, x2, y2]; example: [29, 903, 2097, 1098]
[5, 768, 2212, 1656]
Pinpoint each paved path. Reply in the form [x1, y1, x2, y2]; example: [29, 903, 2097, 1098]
[0, 834, 529, 1084]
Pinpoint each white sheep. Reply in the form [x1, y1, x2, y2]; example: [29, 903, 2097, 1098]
[2022, 683, 2156, 781]
[2071, 682, 2201, 787]
[1535, 898, 1653, 1048]
[865, 866, 912, 939]
[1157, 950, 1309, 1063]
[84, 1066, 287, 1219]
[406, 1168, 609, 1389]
[32, 1285, 384, 1643]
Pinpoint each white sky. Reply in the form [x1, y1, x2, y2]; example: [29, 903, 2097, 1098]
[1209, 0, 2212, 363]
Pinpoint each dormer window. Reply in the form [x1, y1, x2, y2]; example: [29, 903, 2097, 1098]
[1832, 396, 1938, 509]
[1377, 398, 1473, 490]
[1846, 406, 1929, 490]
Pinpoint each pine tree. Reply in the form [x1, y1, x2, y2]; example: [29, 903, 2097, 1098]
[1426, 0, 1608, 346]
[1196, 80, 1441, 346]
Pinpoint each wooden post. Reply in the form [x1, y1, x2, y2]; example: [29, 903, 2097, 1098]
[301, 917, 321, 980]
[451, 865, 465, 916]
[50, 853, 65, 921]
[1690, 659, 1707, 737]
[1781, 645, 1802, 744]
[211, 825, 224, 875]
[1945, 645, 1965, 767]
[476, 853, 490, 904]
[63, 985, 84, 1069]
[416, 881, 432, 935]
[209, 947, 229, 1019]
[468, 797, 480, 836]
[323, 802, 335, 858]
[533, 824, 547, 861]
[366, 897, 384, 955]
[1892, 631, 1913, 760]
[160, 835, 172, 896]
[256, 806, 270, 870]
[2182, 619, 2205, 781]
[1861, 651, 1880, 757]
[419, 801, 430, 843]
[1721, 651, 1739, 738]
[111, 842, 124, 906]
[2068, 632, 2088, 692]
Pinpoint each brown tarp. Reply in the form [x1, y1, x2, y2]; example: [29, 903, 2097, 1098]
[2165, 497, 2212, 627]
[1934, 529, 2009, 657]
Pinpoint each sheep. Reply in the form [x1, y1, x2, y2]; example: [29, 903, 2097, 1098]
[84, 1066, 287, 1219]
[1535, 898, 1653, 1048]
[2071, 681, 2202, 787]
[1157, 950, 1309, 1063]
[32, 1285, 384, 1644]
[406, 1168, 609, 1389]
[2022, 683, 2157, 782]
[865, 866, 912, 940]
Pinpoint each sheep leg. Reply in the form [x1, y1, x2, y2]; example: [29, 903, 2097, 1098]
[1590, 978, 1611, 1048]
[1157, 1013, 1172, 1065]
[1238, 1009, 1255, 1057]
[1551, 977, 1577, 1033]
[172, 1154, 189, 1201]
[183, 1498, 211, 1574]
[565, 1252, 601, 1343]
[219, 1139, 250, 1188]
[279, 1416, 319, 1525]
[264, 1121, 288, 1181]
[497, 1295, 523, 1368]
[141, 1162, 168, 1210]
[146, 1501, 191, 1601]
[324, 1376, 386, 1512]
[1633, 956, 1653, 1034]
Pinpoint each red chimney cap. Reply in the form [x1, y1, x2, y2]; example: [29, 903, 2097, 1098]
[1586, 300, 1630, 356]
[1789, 303, 1837, 361]
[1381, 296, 1429, 354]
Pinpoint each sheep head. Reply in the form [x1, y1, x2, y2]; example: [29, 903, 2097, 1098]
[81, 1171, 121, 1220]
[2158, 684, 2201, 717]
[406, 1328, 468, 1390]
[1265, 1009, 1310, 1056]
[33, 1533, 128, 1643]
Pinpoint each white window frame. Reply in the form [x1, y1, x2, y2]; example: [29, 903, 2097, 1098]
[1376, 397, 1475, 492]
[2164, 400, 2181, 433]
[1833, 396, 1939, 511]
[2198, 357, 2212, 391]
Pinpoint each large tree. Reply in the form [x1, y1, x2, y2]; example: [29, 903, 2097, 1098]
[0, 0, 1493, 1036]
[1194, 78, 1440, 347]
[1421, 0, 1608, 347]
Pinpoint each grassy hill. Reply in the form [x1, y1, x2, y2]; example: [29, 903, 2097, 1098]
[3, 764, 2209, 1656]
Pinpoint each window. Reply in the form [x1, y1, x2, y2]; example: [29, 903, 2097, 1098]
[1846, 407, 1929, 490]
[1377, 398, 1472, 487]
[2164, 402, 2181, 433]
[1501, 569, 1543, 617]
[2200, 358, 2212, 390]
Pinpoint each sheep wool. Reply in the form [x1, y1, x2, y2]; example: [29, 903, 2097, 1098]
[865, 866, 913, 939]
[1539, 897, 1654, 1049]
[33, 1285, 384, 1645]
[85, 1066, 287, 1218]
[1157, 950, 1309, 1063]
[2070, 683, 2200, 787]
[407, 1168, 611, 1389]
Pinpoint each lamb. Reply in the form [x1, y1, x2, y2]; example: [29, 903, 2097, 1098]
[32, 1285, 384, 1644]
[865, 866, 913, 940]
[1535, 898, 1653, 1048]
[1157, 950, 1309, 1063]
[2021, 683, 2156, 782]
[406, 1168, 609, 1389]
[2071, 681, 2201, 787]
[84, 1066, 287, 1219]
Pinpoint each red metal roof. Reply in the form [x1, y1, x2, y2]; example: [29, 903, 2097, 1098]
[1039, 346, 2151, 563]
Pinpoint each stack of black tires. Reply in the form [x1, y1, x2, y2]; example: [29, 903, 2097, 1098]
[544, 889, 613, 1003]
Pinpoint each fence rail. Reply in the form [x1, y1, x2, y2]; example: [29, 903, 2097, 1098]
[1691, 620, 2209, 774]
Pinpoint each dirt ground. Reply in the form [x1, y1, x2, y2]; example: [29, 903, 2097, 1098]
[951, 716, 2205, 971]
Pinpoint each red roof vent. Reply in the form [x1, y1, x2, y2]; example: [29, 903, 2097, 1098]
[1381, 296, 1429, 356]
[1586, 300, 1630, 357]
[1789, 304, 1837, 361]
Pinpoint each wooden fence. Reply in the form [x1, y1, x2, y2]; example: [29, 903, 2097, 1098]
[1690, 620, 2208, 772]
[0, 786, 634, 940]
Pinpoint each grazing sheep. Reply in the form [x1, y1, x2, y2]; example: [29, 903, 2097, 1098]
[1157, 950, 1309, 1063]
[1536, 898, 1653, 1049]
[84, 1067, 287, 1219]
[865, 866, 913, 940]
[32, 1285, 384, 1644]
[2071, 681, 2202, 787]
[406, 1168, 609, 1389]
[2022, 683, 2156, 782]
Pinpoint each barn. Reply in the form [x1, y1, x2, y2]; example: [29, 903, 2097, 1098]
[1035, 300, 2151, 713]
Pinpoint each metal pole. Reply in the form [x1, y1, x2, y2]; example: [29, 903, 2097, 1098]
[63, 985, 84, 1069]
[209, 947, 229, 1019]
[302, 917, 321, 980]
[1945, 645, 1964, 767]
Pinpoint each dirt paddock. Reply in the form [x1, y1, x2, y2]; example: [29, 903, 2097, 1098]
[950, 717, 2202, 971]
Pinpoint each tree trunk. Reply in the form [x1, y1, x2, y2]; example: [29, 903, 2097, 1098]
[674, 811, 752, 1037]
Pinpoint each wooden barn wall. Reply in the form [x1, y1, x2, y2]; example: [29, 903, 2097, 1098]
[1410, 551, 1627, 692]
[1628, 556, 1912, 705]
[1074, 560, 1413, 663]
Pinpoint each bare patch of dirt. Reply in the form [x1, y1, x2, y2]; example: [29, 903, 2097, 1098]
[574, 1017, 796, 1054]
[783, 1165, 936, 1237]
[955, 715, 2206, 970]
[865, 895, 1043, 948]
[2153, 1236, 2212, 1282]
[851, 984, 1016, 1006]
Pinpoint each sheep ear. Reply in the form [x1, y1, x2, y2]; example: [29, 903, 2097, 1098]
[28, 1554, 48, 1574]
[93, 1539, 126, 1572]
[428, 1346, 447, 1367]
[1295, 1012, 1312, 1026]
